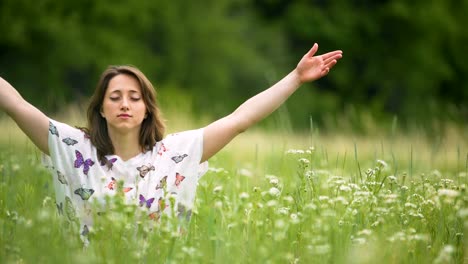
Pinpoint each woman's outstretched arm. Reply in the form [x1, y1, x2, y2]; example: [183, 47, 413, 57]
[0, 77, 50, 154]
[201, 43, 343, 162]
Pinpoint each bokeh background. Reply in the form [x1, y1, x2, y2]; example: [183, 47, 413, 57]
[1, 0, 467, 134]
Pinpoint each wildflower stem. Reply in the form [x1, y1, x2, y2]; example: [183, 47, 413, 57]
[354, 142, 362, 183]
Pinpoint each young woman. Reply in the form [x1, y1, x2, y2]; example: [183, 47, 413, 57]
[0, 43, 342, 235]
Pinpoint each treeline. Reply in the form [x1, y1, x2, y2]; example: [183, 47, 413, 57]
[1, 0, 466, 130]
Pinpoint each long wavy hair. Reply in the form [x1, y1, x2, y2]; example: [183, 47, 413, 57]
[83, 65, 165, 164]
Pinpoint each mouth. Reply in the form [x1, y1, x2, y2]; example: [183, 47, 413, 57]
[117, 114, 132, 118]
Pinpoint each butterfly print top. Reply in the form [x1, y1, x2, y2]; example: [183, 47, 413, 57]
[43, 119, 208, 236]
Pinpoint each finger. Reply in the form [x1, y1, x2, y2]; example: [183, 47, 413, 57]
[322, 67, 330, 76]
[323, 54, 340, 66]
[305, 43, 319, 58]
[324, 60, 337, 70]
[321, 50, 343, 60]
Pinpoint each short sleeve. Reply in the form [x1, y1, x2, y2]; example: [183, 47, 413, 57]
[163, 128, 208, 178]
[42, 119, 94, 199]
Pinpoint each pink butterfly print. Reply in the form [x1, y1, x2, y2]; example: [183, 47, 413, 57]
[157, 143, 168, 156]
[107, 177, 116, 190]
[139, 194, 155, 209]
[149, 211, 161, 221]
[123, 187, 133, 193]
[155, 176, 168, 190]
[175, 173, 186, 187]
[74, 150, 95, 176]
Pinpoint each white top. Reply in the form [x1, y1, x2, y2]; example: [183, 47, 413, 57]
[43, 119, 208, 235]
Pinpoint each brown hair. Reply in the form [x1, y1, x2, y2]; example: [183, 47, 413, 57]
[84, 65, 165, 164]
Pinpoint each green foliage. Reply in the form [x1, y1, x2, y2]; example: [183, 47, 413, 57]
[0, 140, 466, 263]
[0, 0, 466, 128]
[269, 0, 468, 127]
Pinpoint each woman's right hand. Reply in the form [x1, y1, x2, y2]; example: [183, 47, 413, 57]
[0, 77, 50, 154]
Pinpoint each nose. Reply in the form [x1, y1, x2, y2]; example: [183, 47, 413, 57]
[120, 97, 130, 110]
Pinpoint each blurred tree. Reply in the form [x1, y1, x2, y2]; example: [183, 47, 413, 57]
[258, 0, 468, 128]
[0, 0, 466, 129]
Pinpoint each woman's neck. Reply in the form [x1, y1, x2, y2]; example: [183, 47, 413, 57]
[108, 129, 142, 161]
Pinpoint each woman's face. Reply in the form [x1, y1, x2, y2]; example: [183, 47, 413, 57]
[101, 74, 147, 135]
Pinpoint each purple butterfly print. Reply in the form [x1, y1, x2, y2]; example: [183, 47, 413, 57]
[139, 194, 155, 209]
[171, 154, 188, 164]
[74, 150, 95, 176]
[100, 157, 117, 170]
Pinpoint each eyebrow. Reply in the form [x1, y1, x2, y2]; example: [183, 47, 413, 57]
[109, 89, 141, 94]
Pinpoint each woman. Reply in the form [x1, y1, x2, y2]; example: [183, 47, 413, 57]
[0, 43, 342, 235]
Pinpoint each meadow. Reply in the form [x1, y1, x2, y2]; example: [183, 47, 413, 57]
[0, 108, 466, 263]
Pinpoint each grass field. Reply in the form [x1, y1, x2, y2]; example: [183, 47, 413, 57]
[0, 110, 467, 263]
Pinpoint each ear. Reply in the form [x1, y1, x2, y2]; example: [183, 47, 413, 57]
[100, 108, 105, 118]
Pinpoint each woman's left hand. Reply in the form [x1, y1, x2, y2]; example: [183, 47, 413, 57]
[296, 43, 343, 84]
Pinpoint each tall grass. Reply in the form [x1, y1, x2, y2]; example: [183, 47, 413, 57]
[0, 107, 466, 263]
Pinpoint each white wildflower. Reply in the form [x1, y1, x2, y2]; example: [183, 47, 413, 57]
[377, 159, 388, 168]
[275, 219, 286, 229]
[283, 196, 294, 204]
[405, 203, 418, 209]
[387, 175, 397, 183]
[309, 244, 331, 255]
[339, 185, 352, 192]
[269, 177, 279, 186]
[354, 191, 372, 197]
[239, 192, 250, 200]
[213, 186, 223, 194]
[12, 164, 20, 171]
[457, 208, 468, 218]
[277, 207, 289, 215]
[352, 237, 367, 244]
[431, 170, 442, 178]
[333, 196, 349, 205]
[286, 149, 305, 155]
[239, 168, 253, 177]
[384, 194, 398, 204]
[214, 201, 223, 208]
[409, 234, 430, 242]
[440, 178, 453, 185]
[290, 213, 299, 224]
[318, 196, 329, 202]
[434, 245, 455, 264]
[305, 170, 315, 180]
[437, 189, 459, 198]
[298, 158, 310, 165]
[357, 229, 372, 236]
[269, 187, 281, 197]
[42, 196, 52, 207]
[266, 200, 278, 207]
[305, 203, 317, 210]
